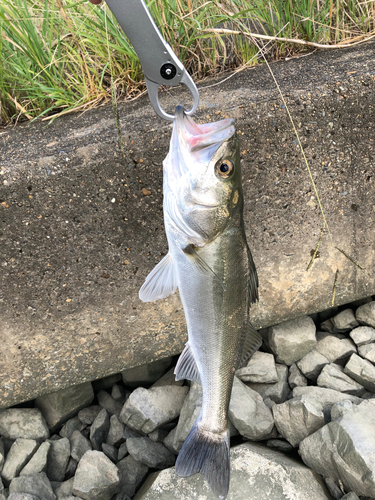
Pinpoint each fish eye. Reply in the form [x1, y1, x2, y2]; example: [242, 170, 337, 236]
[215, 159, 234, 179]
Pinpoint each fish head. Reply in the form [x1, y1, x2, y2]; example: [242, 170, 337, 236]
[164, 106, 243, 243]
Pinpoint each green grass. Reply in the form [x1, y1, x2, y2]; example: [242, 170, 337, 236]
[0, 0, 374, 125]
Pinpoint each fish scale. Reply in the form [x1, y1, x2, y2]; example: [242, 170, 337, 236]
[139, 106, 261, 499]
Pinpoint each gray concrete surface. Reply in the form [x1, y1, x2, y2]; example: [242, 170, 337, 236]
[0, 42, 374, 408]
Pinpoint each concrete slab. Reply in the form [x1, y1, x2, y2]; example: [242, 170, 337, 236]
[0, 42, 374, 407]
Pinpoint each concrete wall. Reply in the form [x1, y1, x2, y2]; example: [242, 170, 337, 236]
[0, 42, 374, 408]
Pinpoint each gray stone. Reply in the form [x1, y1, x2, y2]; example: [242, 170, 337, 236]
[324, 478, 343, 500]
[127, 437, 175, 469]
[35, 383, 94, 432]
[116, 455, 148, 498]
[123, 426, 142, 440]
[147, 429, 169, 443]
[90, 409, 110, 451]
[151, 367, 184, 388]
[118, 442, 128, 461]
[120, 386, 189, 434]
[299, 400, 375, 497]
[349, 326, 375, 346]
[59, 417, 85, 440]
[102, 443, 118, 464]
[355, 300, 375, 328]
[358, 342, 375, 363]
[64, 458, 77, 480]
[315, 336, 357, 365]
[266, 439, 293, 453]
[9, 473, 56, 500]
[55, 478, 74, 499]
[229, 377, 274, 440]
[331, 309, 358, 332]
[163, 426, 180, 455]
[121, 358, 173, 388]
[2, 439, 38, 484]
[292, 386, 363, 422]
[317, 363, 364, 395]
[106, 415, 125, 447]
[272, 396, 325, 447]
[111, 384, 128, 402]
[297, 350, 330, 381]
[0, 438, 4, 472]
[136, 442, 332, 499]
[236, 352, 278, 383]
[77, 406, 102, 426]
[320, 318, 334, 333]
[268, 316, 317, 365]
[344, 353, 375, 392]
[341, 494, 360, 500]
[0, 409, 49, 440]
[73, 451, 119, 500]
[97, 391, 123, 416]
[288, 363, 307, 389]
[69, 431, 91, 462]
[8, 494, 41, 500]
[92, 374, 122, 393]
[46, 438, 70, 482]
[247, 364, 291, 404]
[20, 442, 50, 476]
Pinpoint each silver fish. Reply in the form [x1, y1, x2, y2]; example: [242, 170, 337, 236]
[139, 106, 261, 499]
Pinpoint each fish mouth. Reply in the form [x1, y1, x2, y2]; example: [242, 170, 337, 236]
[174, 105, 235, 153]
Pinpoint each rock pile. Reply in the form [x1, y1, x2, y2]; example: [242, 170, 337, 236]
[0, 299, 375, 499]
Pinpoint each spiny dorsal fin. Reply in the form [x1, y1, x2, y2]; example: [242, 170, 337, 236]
[174, 342, 201, 384]
[183, 244, 226, 291]
[139, 253, 177, 302]
[239, 320, 262, 368]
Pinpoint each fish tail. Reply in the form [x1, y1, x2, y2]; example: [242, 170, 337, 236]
[175, 419, 230, 500]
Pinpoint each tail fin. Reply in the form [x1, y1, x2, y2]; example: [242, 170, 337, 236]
[175, 420, 230, 500]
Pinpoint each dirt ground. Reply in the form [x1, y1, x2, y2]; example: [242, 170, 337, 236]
[0, 41, 374, 407]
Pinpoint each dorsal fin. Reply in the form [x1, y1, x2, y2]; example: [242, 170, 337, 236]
[247, 245, 259, 304]
[139, 253, 177, 302]
[174, 342, 201, 384]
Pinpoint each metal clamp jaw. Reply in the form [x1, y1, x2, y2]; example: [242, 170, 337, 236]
[105, 0, 199, 121]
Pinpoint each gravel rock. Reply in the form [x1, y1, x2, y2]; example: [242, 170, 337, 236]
[163, 426, 180, 455]
[317, 363, 364, 395]
[127, 437, 175, 469]
[148, 429, 169, 443]
[111, 384, 128, 402]
[292, 386, 363, 421]
[90, 409, 110, 451]
[9, 473, 56, 500]
[0, 438, 5, 471]
[299, 400, 375, 497]
[138, 442, 333, 500]
[8, 494, 41, 500]
[20, 442, 50, 476]
[69, 431, 91, 463]
[344, 353, 375, 392]
[102, 443, 118, 464]
[106, 415, 125, 447]
[77, 406, 102, 426]
[55, 477, 74, 498]
[97, 391, 123, 416]
[72, 451, 119, 500]
[358, 343, 375, 363]
[121, 358, 172, 388]
[324, 477, 343, 500]
[64, 458, 77, 480]
[355, 300, 375, 328]
[320, 319, 334, 333]
[297, 350, 330, 381]
[2, 439, 38, 484]
[266, 439, 293, 452]
[116, 455, 148, 498]
[46, 438, 70, 482]
[59, 418, 85, 440]
[288, 363, 307, 389]
[247, 364, 291, 404]
[151, 367, 184, 388]
[341, 493, 360, 500]
[35, 383, 94, 432]
[272, 396, 325, 447]
[331, 309, 358, 332]
[229, 377, 274, 440]
[118, 442, 128, 461]
[349, 326, 375, 346]
[315, 335, 356, 365]
[92, 374, 122, 393]
[268, 316, 317, 365]
[120, 385, 189, 434]
[236, 352, 278, 383]
[0, 409, 49, 440]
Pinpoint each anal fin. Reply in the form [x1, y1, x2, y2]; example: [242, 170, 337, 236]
[174, 342, 201, 384]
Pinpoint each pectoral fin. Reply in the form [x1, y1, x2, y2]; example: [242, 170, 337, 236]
[183, 244, 226, 291]
[139, 253, 177, 302]
[174, 342, 201, 384]
[239, 320, 262, 367]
